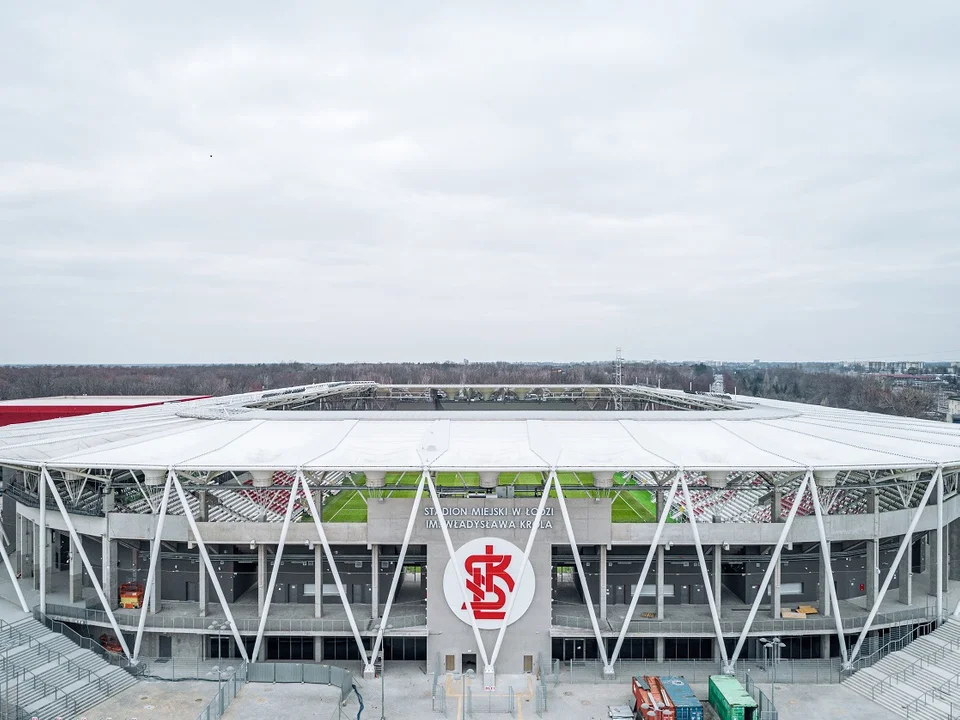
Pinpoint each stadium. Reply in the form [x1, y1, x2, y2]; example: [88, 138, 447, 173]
[1, 381, 959, 691]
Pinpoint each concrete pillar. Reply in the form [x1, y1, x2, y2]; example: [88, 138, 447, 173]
[655, 636, 665, 663]
[199, 550, 208, 617]
[928, 531, 949, 597]
[257, 545, 266, 615]
[770, 485, 782, 523]
[42, 529, 53, 596]
[821, 634, 830, 660]
[371, 545, 380, 620]
[599, 545, 607, 622]
[69, 535, 83, 603]
[865, 539, 879, 607]
[32, 522, 41, 591]
[656, 546, 665, 619]
[818, 540, 831, 616]
[899, 536, 913, 605]
[148, 540, 159, 613]
[713, 544, 722, 618]
[771, 554, 781, 619]
[315, 545, 323, 618]
[655, 488, 664, 522]
[949, 518, 960, 581]
[865, 490, 879, 608]
[198, 491, 208, 522]
[101, 536, 118, 609]
[314, 637, 324, 662]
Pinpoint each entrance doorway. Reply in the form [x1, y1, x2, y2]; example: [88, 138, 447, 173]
[563, 639, 588, 665]
[159, 636, 172, 658]
[461, 653, 477, 673]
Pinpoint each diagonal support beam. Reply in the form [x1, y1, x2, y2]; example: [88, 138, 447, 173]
[680, 472, 730, 669]
[301, 476, 370, 667]
[171, 472, 249, 661]
[133, 470, 173, 662]
[728, 471, 811, 670]
[555, 475, 609, 668]
[367, 471, 428, 673]
[42, 467, 133, 660]
[808, 478, 848, 666]
[251, 470, 302, 663]
[0, 530, 28, 613]
[848, 467, 941, 665]
[489, 470, 556, 667]
[425, 470, 491, 672]
[608, 470, 681, 669]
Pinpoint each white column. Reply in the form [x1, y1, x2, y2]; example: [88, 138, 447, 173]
[771, 555, 781, 619]
[818, 540, 831, 616]
[67, 535, 82, 602]
[102, 536, 118, 610]
[713, 545, 722, 618]
[148, 540, 160, 613]
[899, 537, 913, 605]
[39, 470, 46, 613]
[32, 521, 40, 591]
[600, 545, 608, 623]
[257, 545, 266, 615]
[371, 545, 380, 621]
[656, 547, 665, 619]
[314, 545, 323, 618]
[199, 551, 208, 617]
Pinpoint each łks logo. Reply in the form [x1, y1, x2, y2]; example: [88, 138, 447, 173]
[442, 537, 535, 629]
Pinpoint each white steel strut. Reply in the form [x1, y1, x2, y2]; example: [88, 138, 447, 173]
[808, 477, 849, 666]
[554, 476, 610, 668]
[848, 467, 941, 665]
[41, 467, 133, 660]
[680, 472, 730, 669]
[171, 473, 249, 661]
[425, 470, 492, 673]
[301, 475, 370, 667]
[607, 470, 681, 670]
[488, 470, 556, 667]
[251, 470, 302, 663]
[367, 471, 428, 675]
[133, 469, 173, 662]
[727, 471, 811, 670]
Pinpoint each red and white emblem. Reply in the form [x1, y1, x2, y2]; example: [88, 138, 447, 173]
[443, 538, 535, 629]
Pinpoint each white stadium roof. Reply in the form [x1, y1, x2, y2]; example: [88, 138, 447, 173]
[1, 383, 960, 474]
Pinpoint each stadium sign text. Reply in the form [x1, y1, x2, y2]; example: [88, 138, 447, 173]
[424, 505, 553, 530]
[442, 537, 535, 628]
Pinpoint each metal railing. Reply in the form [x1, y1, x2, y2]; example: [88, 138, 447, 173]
[33, 608, 142, 677]
[0, 619, 111, 694]
[841, 619, 940, 678]
[0, 658, 78, 718]
[553, 604, 940, 635]
[195, 660, 247, 720]
[42, 601, 426, 633]
[744, 671, 778, 720]
[565, 657, 843, 684]
[905, 667, 960, 719]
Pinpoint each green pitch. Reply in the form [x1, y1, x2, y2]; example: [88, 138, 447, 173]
[319, 470, 668, 523]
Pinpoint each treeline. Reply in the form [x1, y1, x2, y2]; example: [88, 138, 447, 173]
[0, 362, 938, 418]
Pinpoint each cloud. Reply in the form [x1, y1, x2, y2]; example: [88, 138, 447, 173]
[1, 1, 958, 363]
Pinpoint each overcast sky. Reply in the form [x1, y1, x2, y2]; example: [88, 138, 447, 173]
[1, 2, 958, 364]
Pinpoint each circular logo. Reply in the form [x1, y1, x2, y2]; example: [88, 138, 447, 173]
[442, 537, 536, 630]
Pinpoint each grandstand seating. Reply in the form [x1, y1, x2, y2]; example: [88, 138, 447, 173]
[845, 619, 960, 719]
[0, 617, 138, 719]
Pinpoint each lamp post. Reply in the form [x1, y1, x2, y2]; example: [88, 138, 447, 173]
[759, 636, 786, 711]
[208, 621, 229, 690]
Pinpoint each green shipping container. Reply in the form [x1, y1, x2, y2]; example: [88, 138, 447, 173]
[708, 675, 758, 720]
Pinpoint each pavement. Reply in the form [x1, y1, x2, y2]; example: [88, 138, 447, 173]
[73, 663, 899, 720]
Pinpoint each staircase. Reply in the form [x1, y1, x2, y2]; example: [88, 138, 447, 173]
[0, 617, 138, 719]
[844, 618, 960, 719]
